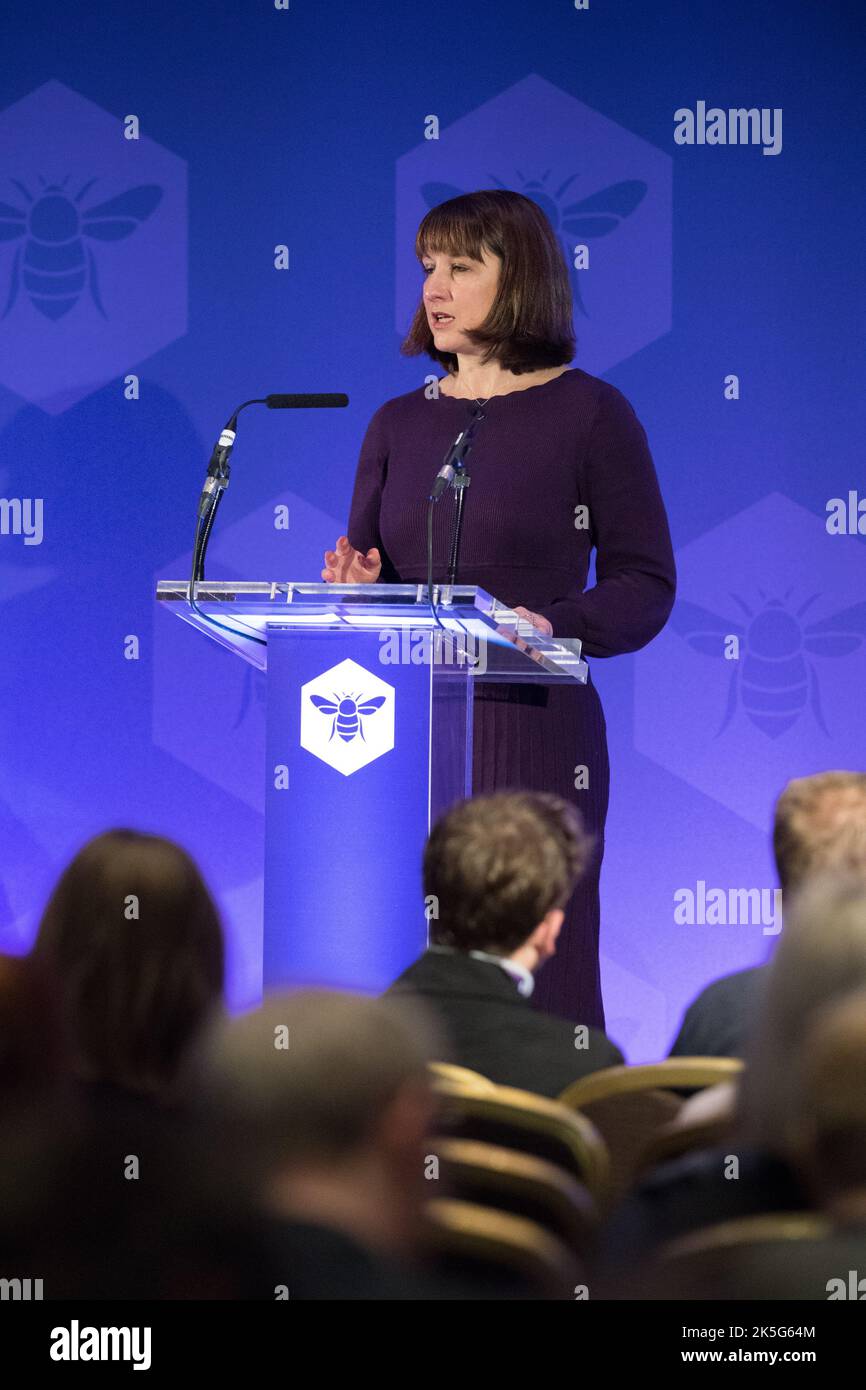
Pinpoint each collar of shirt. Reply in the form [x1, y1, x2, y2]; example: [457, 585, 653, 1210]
[429, 945, 535, 998]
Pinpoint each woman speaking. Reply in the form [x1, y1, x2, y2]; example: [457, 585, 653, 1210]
[322, 190, 675, 1028]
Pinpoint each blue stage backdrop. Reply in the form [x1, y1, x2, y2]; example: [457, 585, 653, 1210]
[1, 0, 864, 1060]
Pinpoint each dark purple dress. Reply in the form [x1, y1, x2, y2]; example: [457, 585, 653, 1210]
[347, 367, 675, 1027]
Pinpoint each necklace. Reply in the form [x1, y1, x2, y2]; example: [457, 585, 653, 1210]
[440, 376, 493, 407]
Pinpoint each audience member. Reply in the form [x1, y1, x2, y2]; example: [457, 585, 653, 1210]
[739, 873, 866, 1153]
[0, 951, 66, 1103]
[602, 875, 866, 1282]
[793, 985, 866, 1222]
[0, 831, 255, 1297]
[10, 791, 866, 1302]
[31, 828, 224, 1099]
[645, 987, 866, 1301]
[670, 771, 866, 1058]
[386, 792, 623, 1096]
[203, 990, 449, 1298]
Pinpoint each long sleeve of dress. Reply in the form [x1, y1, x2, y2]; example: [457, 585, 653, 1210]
[346, 405, 400, 583]
[536, 383, 676, 657]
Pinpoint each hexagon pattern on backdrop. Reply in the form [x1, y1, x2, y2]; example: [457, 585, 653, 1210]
[635, 493, 866, 830]
[395, 73, 672, 376]
[0, 79, 187, 414]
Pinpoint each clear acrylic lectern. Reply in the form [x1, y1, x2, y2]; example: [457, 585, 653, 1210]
[156, 581, 587, 993]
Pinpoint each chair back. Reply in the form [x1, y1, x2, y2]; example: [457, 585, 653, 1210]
[432, 1136, 598, 1254]
[424, 1197, 583, 1299]
[433, 1078, 609, 1202]
[429, 1061, 495, 1091]
[651, 1212, 831, 1300]
[557, 1060, 743, 1206]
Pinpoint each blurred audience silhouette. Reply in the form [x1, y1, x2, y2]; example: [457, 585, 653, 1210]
[1, 776, 865, 1301]
[670, 771, 866, 1058]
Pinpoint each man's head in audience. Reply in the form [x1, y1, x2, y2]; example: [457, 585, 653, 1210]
[206, 991, 437, 1258]
[32, 829, 224, 1099]
[773, 771, 866, 894]
[423, 791, 593, 973]
[790, 987, 866, 1221]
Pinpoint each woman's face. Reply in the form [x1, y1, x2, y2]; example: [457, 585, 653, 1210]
[421, 244, 501, 356]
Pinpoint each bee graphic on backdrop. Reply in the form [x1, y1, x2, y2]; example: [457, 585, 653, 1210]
[309, 691, 387, 744]
[670, 591, 866, 739]
[421, 173, 647, 318]
[0, 175, 163, 320]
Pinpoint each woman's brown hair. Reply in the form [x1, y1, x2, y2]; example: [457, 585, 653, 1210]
[401, 189, 576, 375]
[0, 952, 66, 1098]
[32, 830, 224, 1097]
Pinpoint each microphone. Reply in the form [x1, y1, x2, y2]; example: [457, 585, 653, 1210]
[430, 459, 456, 501]
[196, 393, 349, 517]
[428, 407, 486, 502]
[266, 393, 348, 409]
[193, 389, 349, 599]
[425, 405, 487, 668]
[197, 421, 238, 518]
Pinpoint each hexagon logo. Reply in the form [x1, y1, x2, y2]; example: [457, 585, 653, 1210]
[301, 658, 394, 776]
[0, 80, 187, 413]
[634, 493, 866, 830]
[396, 73, 672, 375]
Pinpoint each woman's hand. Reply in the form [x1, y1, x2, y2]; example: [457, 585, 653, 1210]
[322, 535, 382, 584]
[513, 606, 553, 638]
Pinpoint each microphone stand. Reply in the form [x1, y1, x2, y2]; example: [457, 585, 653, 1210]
[187, 392, 349, 647]
[191, 401, 258, 594]
[447, 461, 471, 585]
[426, 405, 485, 666]
[426, 404, 485, 594]
[191, 393, 350, 588]
[444, 403, 485, 585]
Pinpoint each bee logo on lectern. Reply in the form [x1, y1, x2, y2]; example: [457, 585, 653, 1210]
[309, 691, 387, 744]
